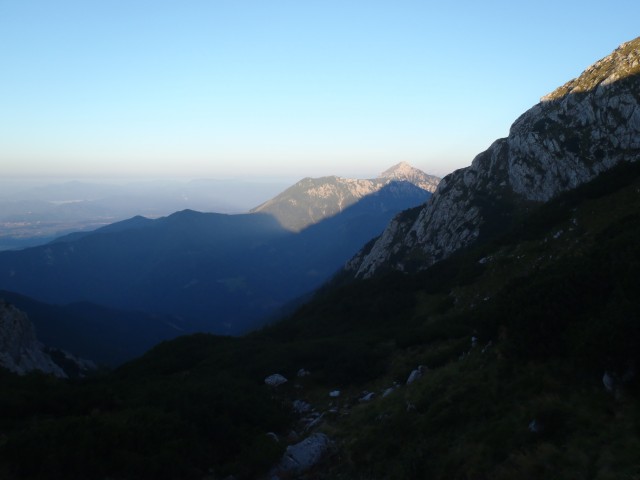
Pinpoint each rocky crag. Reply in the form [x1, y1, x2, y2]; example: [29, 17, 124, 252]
[348, 37, 640, 278]
[251, 162, 440, 231]
[0, 301, 67, 377]
[0, 301, 95, 377]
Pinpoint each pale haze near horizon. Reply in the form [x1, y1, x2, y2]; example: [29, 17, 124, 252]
[1, 1, 638, 182]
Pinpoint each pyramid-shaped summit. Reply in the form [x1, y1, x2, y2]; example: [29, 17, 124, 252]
[380, 161, 418, 177]
[378, 162, 440, 192]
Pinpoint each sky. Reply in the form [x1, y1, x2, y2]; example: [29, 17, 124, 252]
[1, 1, 638, 181]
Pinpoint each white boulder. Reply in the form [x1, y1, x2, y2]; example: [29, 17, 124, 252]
[272, 433, 333, 477]
[406, 365, 425, 385]
[265, 373, 288, 387]
[359, 391, 375, 402]
[292, 400, 312, 414]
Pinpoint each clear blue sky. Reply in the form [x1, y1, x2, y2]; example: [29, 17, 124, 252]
[1, 1, 638, 180]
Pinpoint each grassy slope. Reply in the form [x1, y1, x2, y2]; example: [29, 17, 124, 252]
[0, 161, 639, 479]
[310, 160, 640, 479]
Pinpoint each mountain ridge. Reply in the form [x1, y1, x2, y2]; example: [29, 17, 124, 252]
[251, 162, 439, 231]
[0, 172, 434, 341]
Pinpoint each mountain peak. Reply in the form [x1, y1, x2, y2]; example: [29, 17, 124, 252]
[379, 161, 415, 177]
[378, 162, 440, 193]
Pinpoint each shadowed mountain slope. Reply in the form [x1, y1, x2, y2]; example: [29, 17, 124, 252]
[0, 181, 431, 341]
[0, 290, 185, 366]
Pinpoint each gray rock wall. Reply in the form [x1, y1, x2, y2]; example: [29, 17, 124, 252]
[348, 38, 640, 278]
[0, 301, 67, 377]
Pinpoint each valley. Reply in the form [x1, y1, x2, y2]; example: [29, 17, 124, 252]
[0, 164, 436, 362]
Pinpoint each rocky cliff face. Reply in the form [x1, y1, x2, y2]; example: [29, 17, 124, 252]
[348, 37, 640, 278]
[0, 301, 67, 377]
[251, 163, 440, 231]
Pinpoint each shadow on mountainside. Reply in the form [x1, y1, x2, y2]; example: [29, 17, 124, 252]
[0, 181, 430, 363]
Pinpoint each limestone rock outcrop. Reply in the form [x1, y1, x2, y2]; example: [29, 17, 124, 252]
[348, 38, 640, 278]
[0, 301, 67, 377]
